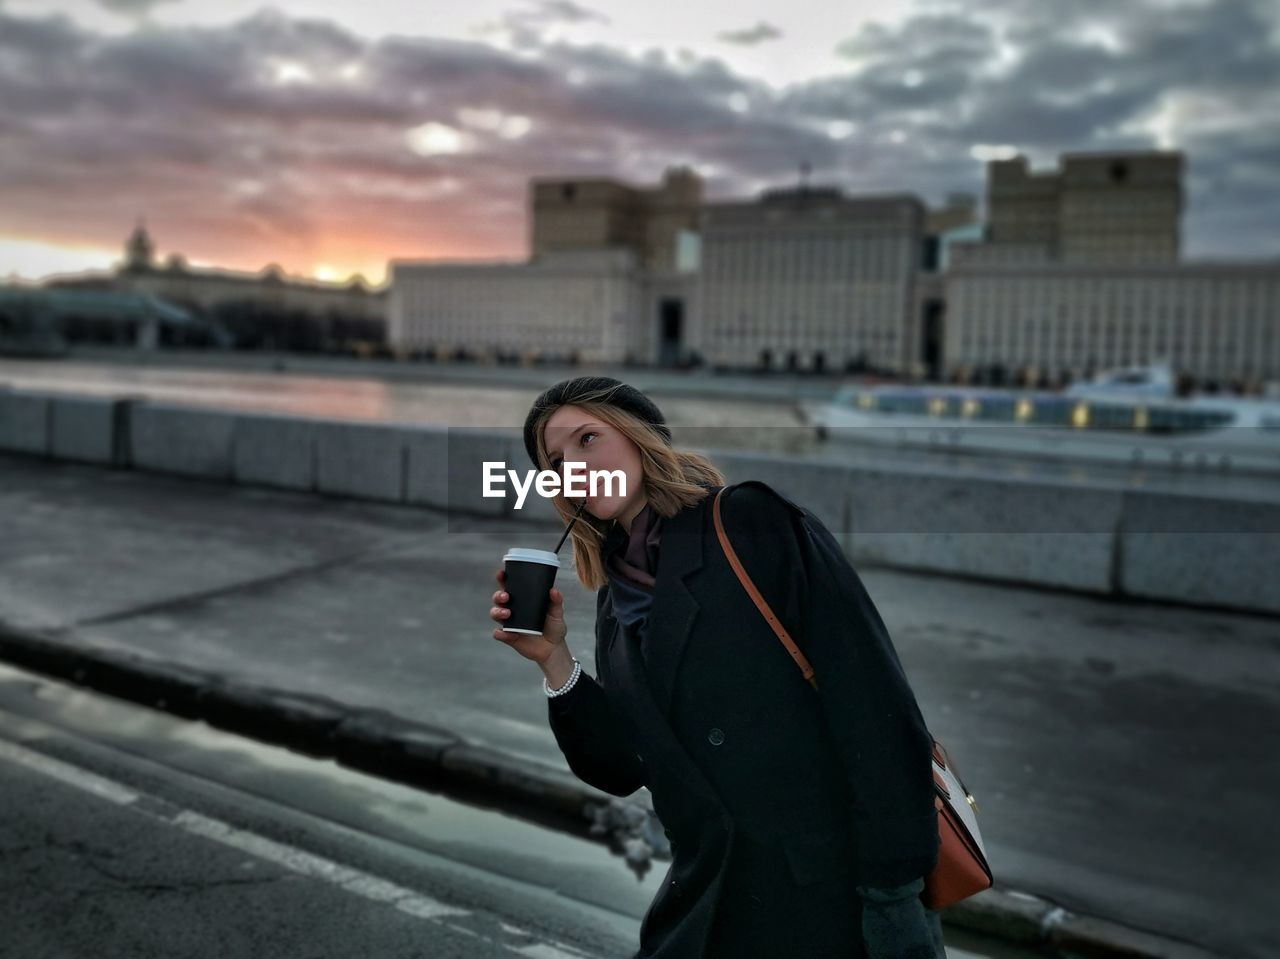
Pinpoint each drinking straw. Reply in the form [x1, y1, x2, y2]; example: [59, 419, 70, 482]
[554, 499, 588, 555]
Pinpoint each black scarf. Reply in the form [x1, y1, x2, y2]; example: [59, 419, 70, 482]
[602, 501, 664, 657]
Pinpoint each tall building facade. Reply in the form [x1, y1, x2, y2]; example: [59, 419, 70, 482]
[941, 150, 1280, 384]
[697, 188, 925, 374]
[388, 249, 644, 364]
[390, 149, 1276, 385]
[944, 261, 1280, 384]
[530, 166, 702, 273]
[981, 151, 1183, 265]
[390, 168, 701, 366]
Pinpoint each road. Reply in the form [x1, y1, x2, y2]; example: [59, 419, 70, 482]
[0, 452, 1274, 956]
[0, 662, 1020, 958]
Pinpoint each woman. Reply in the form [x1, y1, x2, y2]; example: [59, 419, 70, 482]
[489, 376, 947, 959]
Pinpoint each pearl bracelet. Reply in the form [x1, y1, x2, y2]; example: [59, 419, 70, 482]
[544, 658, 582, 697]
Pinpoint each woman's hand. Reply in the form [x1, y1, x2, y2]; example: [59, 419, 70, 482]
[857, 878, 946, 959]
[490, 567, 568, 666]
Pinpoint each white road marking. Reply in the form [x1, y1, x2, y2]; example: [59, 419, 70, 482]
[508, 945, 595, 959]
[0, 738, 140, 805]
[522, 936, 597, 958]
[442, 922, 484, 939]
[172, 809, 470, 920]
[0, 734, 606, 957]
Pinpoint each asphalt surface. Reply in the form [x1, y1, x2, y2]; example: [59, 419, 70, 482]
[0, 665, 647, 959]
[0, 453, 1274, 957]
[0, 663, 1029, 959]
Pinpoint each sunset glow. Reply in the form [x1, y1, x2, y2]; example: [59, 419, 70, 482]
[1, 0, 1276, 287]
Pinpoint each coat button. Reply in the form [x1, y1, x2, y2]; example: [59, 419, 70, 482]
[708, 727, 725, 746]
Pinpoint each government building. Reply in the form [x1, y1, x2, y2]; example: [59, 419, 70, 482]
[696, 188, 928, 374]
[944, 152, 1279, 387]
[388, 149, 1279, 386]
[388, 168, 701, 366]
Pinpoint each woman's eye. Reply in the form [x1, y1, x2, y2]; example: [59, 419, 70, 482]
[551, 432, 597, 471]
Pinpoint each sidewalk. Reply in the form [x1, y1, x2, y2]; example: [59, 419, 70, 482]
[0, 452, 1271, 957]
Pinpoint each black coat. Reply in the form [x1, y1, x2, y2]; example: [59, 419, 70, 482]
[548, 480, 940, 959]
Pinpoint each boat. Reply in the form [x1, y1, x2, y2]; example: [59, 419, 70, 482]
[1063, 360, 1179, 400]
[801, 361, 1280, 476]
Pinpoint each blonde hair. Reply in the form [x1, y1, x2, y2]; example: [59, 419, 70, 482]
[528, 386, 726, 591]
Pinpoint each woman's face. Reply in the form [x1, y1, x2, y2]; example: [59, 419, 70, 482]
[542, 404, 646, 524]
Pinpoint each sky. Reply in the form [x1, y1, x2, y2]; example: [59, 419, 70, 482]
[1, 0, 1277, 286]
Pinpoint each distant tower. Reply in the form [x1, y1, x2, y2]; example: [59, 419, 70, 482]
[985, 152, 1183, 264]
[124, 218, 155, 270]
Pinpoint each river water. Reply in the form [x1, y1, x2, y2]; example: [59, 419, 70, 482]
[3, 356, 1278, 502]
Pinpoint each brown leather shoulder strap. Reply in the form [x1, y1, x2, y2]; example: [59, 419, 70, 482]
[713, 488, 958, 785]
[712, 486, 819, 691]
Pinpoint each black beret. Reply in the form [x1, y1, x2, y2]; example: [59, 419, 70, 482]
[523, 375, 672, 467]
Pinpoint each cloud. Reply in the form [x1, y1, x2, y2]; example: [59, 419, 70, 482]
[717, 22, 783, 47]
[0, 0, 1276, 281]
[478, 0, 610, 47]
[807, 0, 1280, 254]
[94, 0, 179, 14]
[532, 0, 610, 25]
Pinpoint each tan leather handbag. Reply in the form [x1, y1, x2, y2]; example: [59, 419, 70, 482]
[712, 487, 993, 910]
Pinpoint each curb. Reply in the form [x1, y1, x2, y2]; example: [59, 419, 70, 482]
[0, 626, 607, 837]
[0, 626, 1225, 959]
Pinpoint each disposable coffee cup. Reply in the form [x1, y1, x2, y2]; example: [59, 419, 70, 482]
[502, 548, 561, 635]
